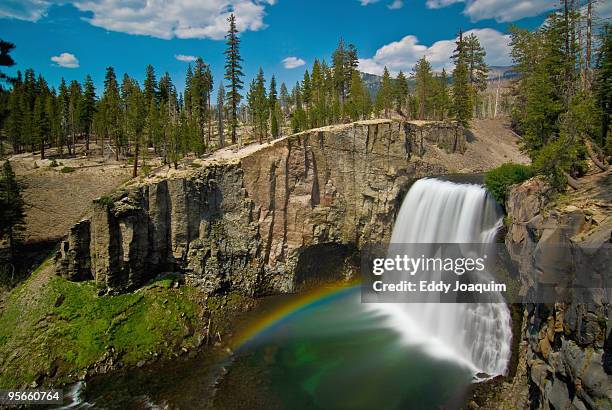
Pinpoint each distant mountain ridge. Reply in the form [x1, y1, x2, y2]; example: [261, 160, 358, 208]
[360, 65, 516, 98]
[487, 66, 517, 80]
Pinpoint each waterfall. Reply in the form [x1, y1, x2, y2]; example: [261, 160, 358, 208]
[370, 178, 512, 377]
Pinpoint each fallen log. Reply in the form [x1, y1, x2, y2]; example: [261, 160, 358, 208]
[564, 172, 581, 190]
[583, 138, 608, 172]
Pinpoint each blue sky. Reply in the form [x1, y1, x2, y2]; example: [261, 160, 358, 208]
[0, 0, 608, 96]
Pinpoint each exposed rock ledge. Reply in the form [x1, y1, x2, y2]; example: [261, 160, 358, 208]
[504, 173, 612, 409]
[54, 120, 484, 294]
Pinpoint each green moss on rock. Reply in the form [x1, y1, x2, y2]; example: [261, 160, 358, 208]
[0, 262, 209, 388]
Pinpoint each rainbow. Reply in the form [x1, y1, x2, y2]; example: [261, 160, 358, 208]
[232, 281, 359, 350]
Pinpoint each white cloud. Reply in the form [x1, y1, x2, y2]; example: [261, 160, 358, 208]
[0, 0, 276, 40]
[0, 0, 50, 20]
[358, 28, 511, 75]
[50, 52, 79, 68]
[426, 0, 463, 9]
[426, 0, 558, 22]
[282, 56, 306, 69]
[388, 0, 404, 10]
[359, 0, 403, 9]
[175, 54, 197, 62]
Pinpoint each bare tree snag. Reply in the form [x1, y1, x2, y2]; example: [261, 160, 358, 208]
[584, 138, 609, 171]
[564, 172, 581, 190]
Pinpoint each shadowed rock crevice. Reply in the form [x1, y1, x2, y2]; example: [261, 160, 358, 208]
[293, 243, 358, 291]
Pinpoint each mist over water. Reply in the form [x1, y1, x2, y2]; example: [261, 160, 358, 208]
[370, 178, 512, 376]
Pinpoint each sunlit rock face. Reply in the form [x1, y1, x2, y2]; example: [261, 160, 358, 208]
[505, 177, 612, 409]
[55, 120, 468, 294]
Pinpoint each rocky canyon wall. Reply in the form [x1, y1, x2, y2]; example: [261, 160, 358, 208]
[505, 176, 611, 409]
[55, 120, 463, 294]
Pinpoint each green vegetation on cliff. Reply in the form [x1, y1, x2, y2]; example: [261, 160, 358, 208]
[0, 261, 210, 388]
[485, 163, 533, 205]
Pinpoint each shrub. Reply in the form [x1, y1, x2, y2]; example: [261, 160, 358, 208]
[485, 163, 533, 206]
[60, 166, 75, 173]
[49, 159, 59, 167]
[96, 195, 114, 206]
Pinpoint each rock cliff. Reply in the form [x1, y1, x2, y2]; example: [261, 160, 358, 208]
[505, 172, 612, 409]
[55, 120, 465, 294]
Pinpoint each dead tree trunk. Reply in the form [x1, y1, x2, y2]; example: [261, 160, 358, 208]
[584, 138, 608, 171]
[564, 172, 581, 190]
[132, 137, 139, 178]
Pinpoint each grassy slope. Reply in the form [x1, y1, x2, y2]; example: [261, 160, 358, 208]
[0, 261, 214, 388]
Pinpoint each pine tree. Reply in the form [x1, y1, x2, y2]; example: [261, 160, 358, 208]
[68, 80, 82, 154]
[224, 13, 244, 145]
[190, 57, 209, 150]
[346, 44, 359, 78]
[432, 69, 451, 120]
[279, 82, 290, 122]
[204, 65, 213, 147]
[57, 78, 69, 154]
[324, 63, 341, 123]
[269, 75, 279, 138]
[160, 84, 177, 166]
[253, 68, 268, 142]
[595, 24, 612, 153]
[158, 72, 172, 105]
[143, 64, 157, 106]
[394, 71, 409, 115]
[102, 67, 122, 160]
[20, 69, 36, 152]
[291, 82, 306, 132]
[302, 70, 312, 117]
[145, 98, 160, 155]
[509, 11, 589, 189]
[184, 64, 193, 115]
[0, 39, 16, 85]
[346, 70, 369, 121]
[124, 78, 146, 177]
[413, 57, 434, 119]
[6, 74, 22, 152]
[332, 39, 346, 102]
[452, 31, 473, 127]
[32, 95, 44, 158]
[464, 34, 489, 93]
[32, 89, 51, 160]
[272, 101, 282, 138]
[217, 83, 225, 147]
[81, 75, 96, 153]
[375, 67, 393, 118]
[0, 39, 16, 155]
[0, 160, 25, 257]
[310, 60, 325, 127]
[510, 20, 567, 156]
[157, 72, 175, 159]
[48, 90, 61, 150]
[300, 70, 312, 130]
[246, 79, 256, 126]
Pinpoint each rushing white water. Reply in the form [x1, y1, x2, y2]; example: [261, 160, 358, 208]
[371, 178, 512, 377]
